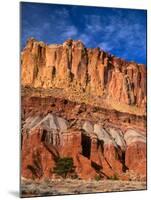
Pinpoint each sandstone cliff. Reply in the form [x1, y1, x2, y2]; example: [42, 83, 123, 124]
[21, 38, 147, 183]
[21, 38, 146, 115]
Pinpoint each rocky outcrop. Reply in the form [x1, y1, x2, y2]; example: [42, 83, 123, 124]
[21, 109, 146, 181]
[21, 127, 56, 179]
[124, 129, 146, 179]
[21, 38, 146, 183]
[21, 38, 146, 112]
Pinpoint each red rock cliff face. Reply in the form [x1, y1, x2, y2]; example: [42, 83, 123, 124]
[21, 97, 146, 181]
[21, 38, 146, 110]
[21, 38, 147, 182]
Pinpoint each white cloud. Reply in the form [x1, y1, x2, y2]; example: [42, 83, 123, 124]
[78, 33, 91, 45]
[22, 4, 146, 63]
[84, 15, 103, 33]
[62, 26, 78, 38]
[98, 42, 114, 52]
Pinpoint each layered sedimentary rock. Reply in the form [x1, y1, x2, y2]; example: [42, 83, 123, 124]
[124, 129, 146, 177]
[21, 97, 146, 181]
[21, 38, 146, 112]
[21, 38, 146, 182]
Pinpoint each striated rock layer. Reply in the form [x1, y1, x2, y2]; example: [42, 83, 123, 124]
[21, 38, 147, 182]
[21, 96, 146, 181]
[21, 38, 146, 114]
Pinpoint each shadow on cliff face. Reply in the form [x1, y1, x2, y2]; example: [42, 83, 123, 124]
[81, 133, 91, 159]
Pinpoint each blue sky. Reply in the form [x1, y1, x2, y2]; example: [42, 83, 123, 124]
[21, 2, 147, 64]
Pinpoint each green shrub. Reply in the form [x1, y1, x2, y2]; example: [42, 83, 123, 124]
[53, 157, 75, 178]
